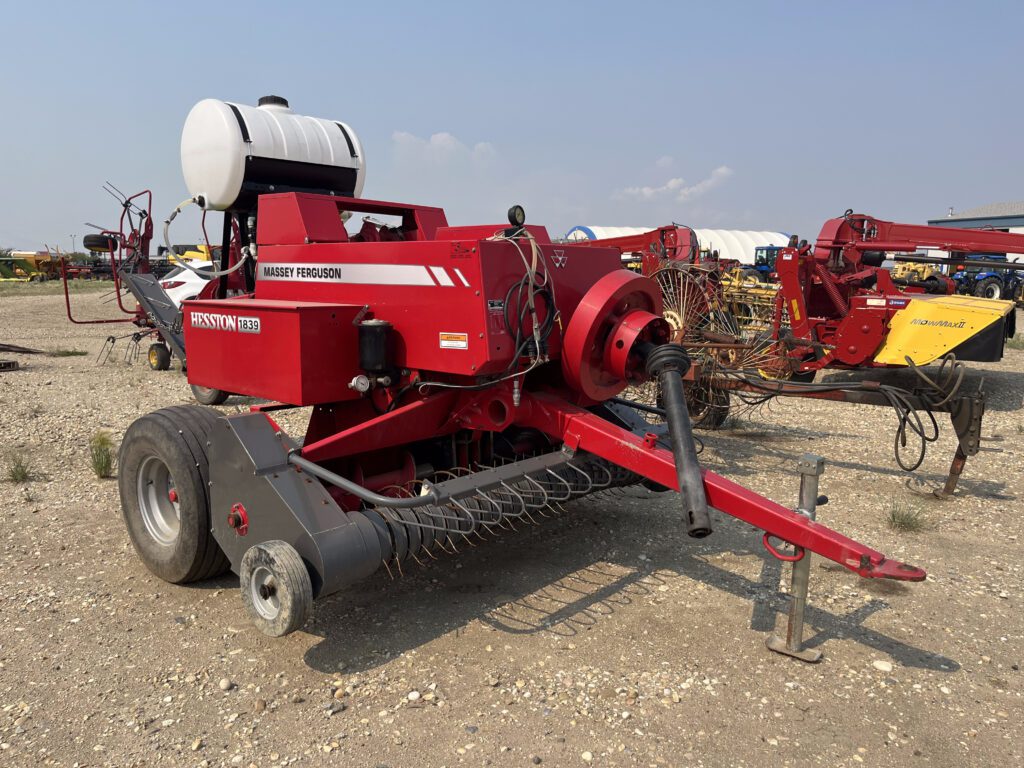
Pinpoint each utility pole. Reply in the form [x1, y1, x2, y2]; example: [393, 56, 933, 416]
[71, 234, 77, 254]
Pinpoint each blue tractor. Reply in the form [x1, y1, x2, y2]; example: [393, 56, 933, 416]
[950, 253, 1024, 301]
[740, 245, 787, 282]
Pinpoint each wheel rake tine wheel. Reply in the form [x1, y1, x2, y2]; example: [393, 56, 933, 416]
[589, 461, 615, 490]
[450, 496, 499, 535]
[519, 474, 554, 508]
[494, 482, 534, 522]
[511, 478, 550, 524]
[418, 511, 461, 554]
[500, 477, 544, 516]
[565, 461, 599, 494]
[463, 491, 503, 521]
[540, 470, 574, 502]
[446, 503, 479, 543]
[428, 509, 464, 555]
[475, 485, 521, 525]
[476, 487, 518, 527]
[427, 504, 476, 534]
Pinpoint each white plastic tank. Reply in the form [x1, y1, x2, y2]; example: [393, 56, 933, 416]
[181, 95, 366, 211]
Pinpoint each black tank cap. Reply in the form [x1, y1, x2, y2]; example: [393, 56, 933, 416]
[258, 95, 289, 107]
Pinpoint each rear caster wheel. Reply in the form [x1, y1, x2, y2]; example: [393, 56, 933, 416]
[147, 343, 171, 371]
[190, 384, 229, 405]
[240, 541, 313, 637]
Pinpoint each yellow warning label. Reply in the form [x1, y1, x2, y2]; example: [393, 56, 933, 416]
[439, 332, 469, 350]
[790, 300, 801, 323]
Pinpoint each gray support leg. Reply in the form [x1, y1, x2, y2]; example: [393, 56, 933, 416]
[766, 453, 825, 663]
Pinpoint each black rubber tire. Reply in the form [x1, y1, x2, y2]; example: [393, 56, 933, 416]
[190, 384, 229, 406]
[83, 233, 117, 253]
[741, 268, 765, 283]
[791, 368, 818, 383]
[147, 343, 171, 371]
[118, 405, 230, 583]
[974, 277, 1002, 300]
[691, 385, 730, 430]
[240, 541, 313, 637]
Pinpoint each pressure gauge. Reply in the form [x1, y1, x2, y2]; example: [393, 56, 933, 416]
[507, 205, 526, 227]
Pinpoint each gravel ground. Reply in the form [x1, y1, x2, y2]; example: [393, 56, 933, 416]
[0, 286, 1021, 767]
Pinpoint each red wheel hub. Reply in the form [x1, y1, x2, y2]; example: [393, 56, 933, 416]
[228, 503, 249, 536]
[561, 271, 667, 401]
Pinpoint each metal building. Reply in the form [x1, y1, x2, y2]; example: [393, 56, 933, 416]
[928, 202, 1024, 235]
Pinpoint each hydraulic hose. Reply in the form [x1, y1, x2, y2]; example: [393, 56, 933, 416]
[644, 344, 712, 537]
[162, 197, 250, 279]
[289, 452, 442, 508]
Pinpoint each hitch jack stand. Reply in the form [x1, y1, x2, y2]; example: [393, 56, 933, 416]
[766, 453, 825, 663]
[933, 445, 968, 500]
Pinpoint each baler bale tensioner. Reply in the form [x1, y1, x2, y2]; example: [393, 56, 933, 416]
[117, 98, 924, 658]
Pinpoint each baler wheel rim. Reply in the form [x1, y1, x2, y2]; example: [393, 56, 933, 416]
[137, 455, 181, 546]
[248, 566, 282, 620]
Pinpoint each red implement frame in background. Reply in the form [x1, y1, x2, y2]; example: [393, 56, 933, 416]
[61, 189, 154, 325]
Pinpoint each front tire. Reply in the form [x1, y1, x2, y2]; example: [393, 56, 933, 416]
[240, 541, 313, 637]
[190, 384, 229, 405]
[118, 406, 229, 583]
[147, 343, 171, 371]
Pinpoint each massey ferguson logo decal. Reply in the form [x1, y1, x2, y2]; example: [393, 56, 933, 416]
[191, 312, 261, 334]
[552, 250, 568, 268]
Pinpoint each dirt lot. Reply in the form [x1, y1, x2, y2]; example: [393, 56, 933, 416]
[1, 285, 1021, 767]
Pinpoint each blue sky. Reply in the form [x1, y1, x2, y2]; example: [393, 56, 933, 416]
[2, 1, 1022, 250]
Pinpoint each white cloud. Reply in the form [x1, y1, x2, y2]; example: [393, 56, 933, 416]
[676, 165, 734, 201]
[375, 131, 737, 235]
[391, 130, 496, 168]
[618, 165, 734, 202]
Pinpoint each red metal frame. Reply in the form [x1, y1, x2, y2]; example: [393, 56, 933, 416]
[817, 214, 1024, 259]
[571, 225, 700, 273]
[61, 189, 154, 325]
[770, 213, 1024, 373]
